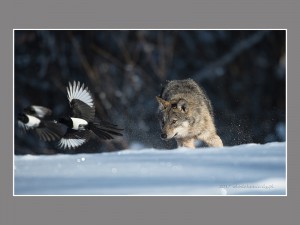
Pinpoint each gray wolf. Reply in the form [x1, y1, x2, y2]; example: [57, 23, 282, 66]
[156, 78, 223, 149]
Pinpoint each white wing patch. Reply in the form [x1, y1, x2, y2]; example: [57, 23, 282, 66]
[27, 115, 41, 127]
[71, 117, 88, 130]
[18, 115, 40, 130]
[31, 105, 52, 118]
[58, 138, 86, 149]
[67, 81, 94, 108]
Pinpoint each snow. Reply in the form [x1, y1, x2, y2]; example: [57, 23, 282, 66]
[14, 142, 286, 196]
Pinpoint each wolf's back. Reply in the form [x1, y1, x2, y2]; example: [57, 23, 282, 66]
[160, 78, 214, 117]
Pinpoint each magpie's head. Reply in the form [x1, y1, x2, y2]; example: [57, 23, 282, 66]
[24, 106, 36, 115]
[17, 113, 29, 123]
[56, 117, 73, 128]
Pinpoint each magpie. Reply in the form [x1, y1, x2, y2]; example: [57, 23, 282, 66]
[55, 81, 123, 149]
[17, 105, 64, 141]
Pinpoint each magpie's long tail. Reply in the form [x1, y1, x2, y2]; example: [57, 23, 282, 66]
[88, 120, 123, 140]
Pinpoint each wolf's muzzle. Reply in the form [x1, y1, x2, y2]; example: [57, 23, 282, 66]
[160, 133, 167, 139]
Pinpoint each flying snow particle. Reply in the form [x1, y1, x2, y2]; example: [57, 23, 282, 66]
[220, 188, 228, 195]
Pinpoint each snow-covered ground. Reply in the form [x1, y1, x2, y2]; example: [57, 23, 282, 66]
[14, 142, 286, 196]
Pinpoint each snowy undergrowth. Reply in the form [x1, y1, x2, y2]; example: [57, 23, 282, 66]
[14, 142, 286, 195]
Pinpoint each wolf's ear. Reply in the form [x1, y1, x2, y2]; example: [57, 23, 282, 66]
[177, 99, 188, 113]
[156, 96, 170, 110]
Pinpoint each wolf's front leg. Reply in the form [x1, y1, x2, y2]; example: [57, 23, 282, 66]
[176, 138, 195, 149]
[203, 135, 223, 147]
[197, 130, 223, 147]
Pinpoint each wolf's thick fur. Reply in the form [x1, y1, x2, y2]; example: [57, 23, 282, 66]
[156, 78, 223, 148]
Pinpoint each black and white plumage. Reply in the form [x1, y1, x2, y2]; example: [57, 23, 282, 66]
[17, 105, 64, 142]
[56, 81, 123, 149]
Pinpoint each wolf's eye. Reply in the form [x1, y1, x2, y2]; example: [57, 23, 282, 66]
[171, 120, 177, 124]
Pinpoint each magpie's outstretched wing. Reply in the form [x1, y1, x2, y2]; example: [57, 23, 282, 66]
[24, 105, 52, 119]
[70, 99, 95, 122]
[35, 121, 67, 142]
[67, 81, 95, 121]
[57, 129, 91, 149]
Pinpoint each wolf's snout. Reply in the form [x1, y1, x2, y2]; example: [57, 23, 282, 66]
[160, 133, 167, 139]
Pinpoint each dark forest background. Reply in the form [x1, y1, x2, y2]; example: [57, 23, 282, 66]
[14, 30, 286, 155]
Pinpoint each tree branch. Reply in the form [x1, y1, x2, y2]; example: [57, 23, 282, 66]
[193, 31, 271, 81]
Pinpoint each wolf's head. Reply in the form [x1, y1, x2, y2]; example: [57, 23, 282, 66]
[156, 96, 192, 140]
